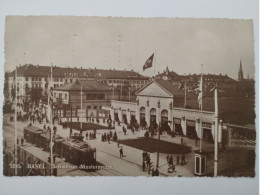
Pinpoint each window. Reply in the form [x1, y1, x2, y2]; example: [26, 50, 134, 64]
[87, 106, 91, 109]
[39, 77, 41, 81]
[65, 93, 67, 100]
[26, 77, 28, 81]
[32, 77, 34, 81]
[93, 106, 97, 109]
[70, 79, 73, 83]
[59, 93, 62, 99]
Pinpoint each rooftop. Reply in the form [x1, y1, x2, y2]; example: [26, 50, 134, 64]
[54, 80, 111, 91]
[8, 64, 148, 79]
[153, 79, 185, 96]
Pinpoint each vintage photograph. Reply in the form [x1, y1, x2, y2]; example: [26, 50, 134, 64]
[3, 16, 256, 177]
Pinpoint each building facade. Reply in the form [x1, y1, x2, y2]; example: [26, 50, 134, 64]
[52, 80, 120, 120]
[108, 79, 222, 142]
[6, 64, 150, 102]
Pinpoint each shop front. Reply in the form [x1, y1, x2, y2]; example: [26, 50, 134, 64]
[122, 110, 127, 124]
[202, 122, 213, 142]
[173, 118, 182, 135]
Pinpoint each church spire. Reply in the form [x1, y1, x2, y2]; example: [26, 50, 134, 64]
[166, 66, 169, 75]
[238, 59, 244, 81]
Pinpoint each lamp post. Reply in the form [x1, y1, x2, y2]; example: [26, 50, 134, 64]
[80, 85, 83, 131]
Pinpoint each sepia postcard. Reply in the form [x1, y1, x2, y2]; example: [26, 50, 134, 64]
[3, 16, 256, 177]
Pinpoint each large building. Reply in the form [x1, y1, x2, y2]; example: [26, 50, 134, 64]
[6, 64, 150, 102]
[108, 79, 220, 142]
[52, 80, 120, 120]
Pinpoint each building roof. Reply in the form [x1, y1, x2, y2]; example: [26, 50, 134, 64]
[156, 70, 179, 78]
[136, 79, 185, 96]
[8, 64, 148, 80]
[154, 79, 185, 96]
[54, 80, 111, 91]
[181, 73, 235, 82]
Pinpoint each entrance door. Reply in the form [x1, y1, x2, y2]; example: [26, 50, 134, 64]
[150, 108, 156, 126]
[203, 128, 213, 143]
[186, 120, 197, 139]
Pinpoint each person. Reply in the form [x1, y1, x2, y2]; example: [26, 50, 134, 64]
[113, 132, 118, 142]
[123, 126, 126, 135]
[176, 155, 180, 165]
[107, 134, 110, 144]
[142, 151, 146, 161]
[85, 132, 88, 140]
[151, 168, 155, 176]
[154, 168, 159, 176]
[119, 147, 124, 158]
[181, 154, 186, 165]
[169, 155, 173, 167]
[166, 154, 169, 163]
[142, 160, 146, 172]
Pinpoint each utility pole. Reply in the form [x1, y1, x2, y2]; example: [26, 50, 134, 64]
[80, 85, 83, 130]
[50, 64, 53, 175]
[129, 86, 131, 102]
[214, 88, 219, 177]
[14, 66, 17, 176]
[156, 123, 161, 169]
[184, 81, 187, 108]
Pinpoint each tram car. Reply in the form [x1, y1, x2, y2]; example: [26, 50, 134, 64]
[23, 126, 96, 166]
[62, 139, 96, 166]
[24, 126, 43, 146]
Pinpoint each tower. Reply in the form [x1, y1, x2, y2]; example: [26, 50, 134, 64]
[166, 66, 169, 75]
[238, 60, 244, 81]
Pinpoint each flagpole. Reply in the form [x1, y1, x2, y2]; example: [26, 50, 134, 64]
[80, 85, 83, 130]
[153, 51, 156, 76]
[14, 66, 17, 176]
[121, 84, 122, 100]
[50, 64, 53, 175]
[184, 81, 187, 108]
[128, 86, 130, 102]
[214, 88, 219, 177]
[199, 65, 203, 153]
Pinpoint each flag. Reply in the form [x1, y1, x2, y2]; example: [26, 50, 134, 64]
[143, 53, 154, 71]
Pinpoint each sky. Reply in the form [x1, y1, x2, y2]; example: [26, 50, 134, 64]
[4, 16, 255, 80]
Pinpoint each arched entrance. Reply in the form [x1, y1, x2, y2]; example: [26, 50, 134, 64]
[161, 110, 170, 134]
[161, 110, 168, 125]
[150, 108, 157, 127]
[140, 107, 146, 128]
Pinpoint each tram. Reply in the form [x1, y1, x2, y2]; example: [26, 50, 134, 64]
[23, 126, 96, 166]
